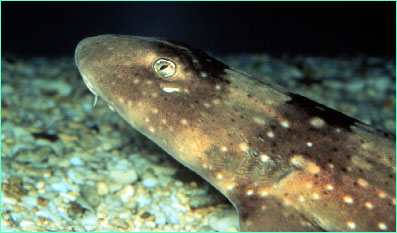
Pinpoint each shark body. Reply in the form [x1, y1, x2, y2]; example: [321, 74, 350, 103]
[75, 34, 396, 231]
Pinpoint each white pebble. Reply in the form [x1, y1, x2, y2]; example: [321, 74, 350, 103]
[109, 169, 138, 184]
[208, 210, 239, 232]
[81, 213, 98, 231]
[70, 156, 84, 166]
[117, 185, 135, 203]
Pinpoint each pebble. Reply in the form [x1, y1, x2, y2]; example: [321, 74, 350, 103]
[368, 76, 391, 92]
[81, 212, 99, 231]
[20, 219, 37, 230]
[97, 181, 109, 196]
[142, 170, 159, 187]
[104, 194, 123, 209]
[208, 210, 239, 232]
[69, 156, 84, 166]
[81, 185, 100, 207]
[345, 79, 365, 92]
[117, 185, 135, 203]
[109, 169, 138, 184]
[32, 79, 72, 97]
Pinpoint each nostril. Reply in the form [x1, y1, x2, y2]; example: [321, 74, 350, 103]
[82, 74, 99, 96]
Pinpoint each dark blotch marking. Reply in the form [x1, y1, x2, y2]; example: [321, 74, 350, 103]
[286, 93, 358, 131]
[163, 39, 231, 85]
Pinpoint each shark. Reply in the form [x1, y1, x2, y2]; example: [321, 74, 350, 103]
[75, 34, 396, 231]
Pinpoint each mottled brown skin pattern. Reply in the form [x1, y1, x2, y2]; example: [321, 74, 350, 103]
[75, 35, 396, 232]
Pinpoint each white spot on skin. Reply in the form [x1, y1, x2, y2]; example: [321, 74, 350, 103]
[151, 92, 158, 98]
[260, 154, 270, 162]
[378, 192, 387, 199]
[226, 184, 235, 191]
[357, 178, 368, 187]
[299, 196, 305, 202]
[312, 193, 320, 200]
[239, 142, 249, 152]
[216, 173, 223, 180]
[378, 222, 387, 230]
[365, 202, 374, 209]
[290, 155, 305, 167]
[258, 189, 268, 197]
[149, 127, 155, 133]
[305, 182, 313, 189]
[310, 117, 326, 128]
[161, 119, 167, 124]
[161, 87, 180, 93]
[267, 131, 275, 138]
[246, 189, 254, 196]
[152, 108, 159, 114]
[328, 163, 335, 169]
[145, 117, 150, 123]
[133, 79, 140, 84]
[146, 80, 153, 85]
[326, 184, 334, 191]
[220, 147, 228, 152]
[306, 142, 313, 147]
[203, 103, 211, 108]
[280, 120, 289, 128]
[347, 221, 356, 230]
[253, 116, 266, 126]
[290, 155, 320, 174]
[361, 142, 371, 150]
[215, 84, 222, 90]
[181, 119, 188, 125]
[212, 99, 220, 105]
[343, 196, 354, 204]
[200, 72, 208, 78]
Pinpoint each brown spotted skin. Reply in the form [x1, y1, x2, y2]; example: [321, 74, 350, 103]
[75, 34, 396, 232]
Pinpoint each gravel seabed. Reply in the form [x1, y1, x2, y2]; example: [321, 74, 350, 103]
[1, 53, 395, 232]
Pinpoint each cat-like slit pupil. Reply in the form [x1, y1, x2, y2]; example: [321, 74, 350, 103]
[159, 65, 168, 71]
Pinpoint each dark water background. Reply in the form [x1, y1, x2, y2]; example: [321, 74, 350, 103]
[2, 2, 396, 58]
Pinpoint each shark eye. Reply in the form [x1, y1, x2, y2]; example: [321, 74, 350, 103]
[153, 58, 177, 78]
